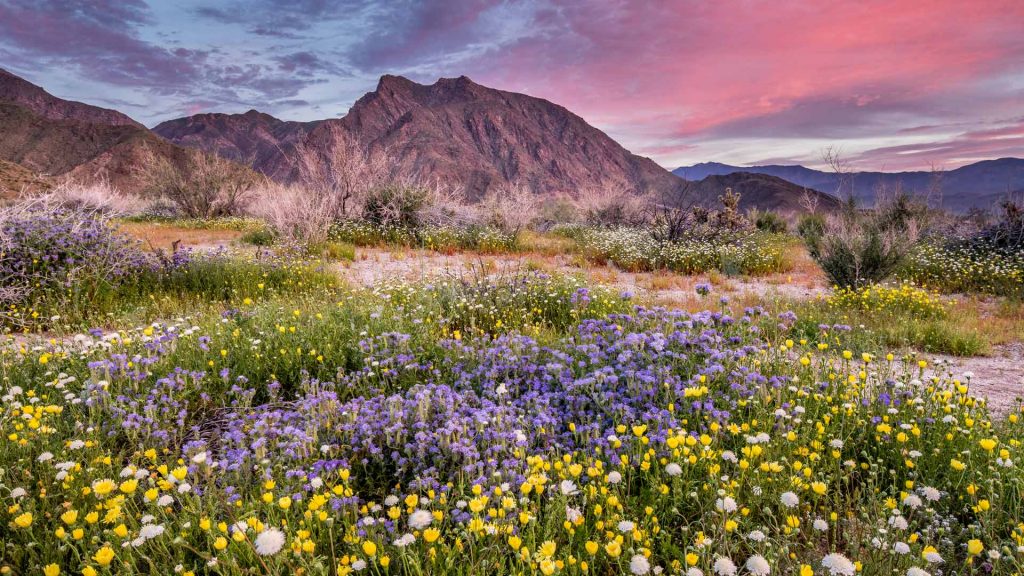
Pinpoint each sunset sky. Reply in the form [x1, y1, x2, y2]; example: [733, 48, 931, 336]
[2, 0, 1023, 171]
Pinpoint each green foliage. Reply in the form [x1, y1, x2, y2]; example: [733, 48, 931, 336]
[805, 196, 925, 288]
[754, 210, 788, 233]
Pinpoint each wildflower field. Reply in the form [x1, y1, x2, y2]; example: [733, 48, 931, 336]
[4, 260, 1024, 576]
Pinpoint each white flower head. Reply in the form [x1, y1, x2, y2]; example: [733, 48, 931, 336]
[630, 554, 651, 575]
[408, 509, 432, 530]
[745, 555, 770, 576]
[821, 553, 856, 576]
[254, 528, 286, 556]
[713, 557, 737, 576]
[780, 491, 799, 508]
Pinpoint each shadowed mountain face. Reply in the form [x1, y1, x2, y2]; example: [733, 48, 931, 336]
[153, 110, 321, 179]
[674, 159, 1024, 212]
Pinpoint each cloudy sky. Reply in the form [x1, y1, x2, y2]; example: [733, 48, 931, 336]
[2, 0, 1023, 171]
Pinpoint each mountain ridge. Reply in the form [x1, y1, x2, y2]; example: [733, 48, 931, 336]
[673, 159, 1024, 212]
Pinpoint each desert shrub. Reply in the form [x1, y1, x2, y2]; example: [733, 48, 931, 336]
[139, 148, 258, 218]
[362, 184, 430, 228]
[753, 210, 788, 233]
[239, 226, 277, 246]
[796, 213, 826, 242]
[248, 182, 339, 246]
[805, 195, 923, 288]
[42, 180, 143, 215]
[0, 199, 153, 328]
[573, 187, 647, 228]
[476, 182, 540, 235]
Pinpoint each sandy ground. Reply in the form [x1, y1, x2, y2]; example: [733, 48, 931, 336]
[338, 247, 1024, 414]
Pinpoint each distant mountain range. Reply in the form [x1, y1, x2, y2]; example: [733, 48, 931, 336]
[673, 159, 1024, 212]
[2, 66, 1012, 214]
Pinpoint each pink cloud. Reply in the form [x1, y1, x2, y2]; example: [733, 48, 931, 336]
[460, 0, 1024, 169]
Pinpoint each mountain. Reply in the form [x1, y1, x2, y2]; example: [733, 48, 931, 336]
[0, 68, 141, 128]
[688, 172, 842, 213]
[156, 74, 836, 211]
[153, 110, 320, 178]
[159, 75, 694, 201]
[673, 159, 1024, 212]
[0, 68, 190, 194]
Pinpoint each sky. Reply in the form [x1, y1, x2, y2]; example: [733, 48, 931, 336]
[1, 0, 1023, 171]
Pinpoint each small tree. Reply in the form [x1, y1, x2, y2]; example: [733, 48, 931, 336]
[139, 148, 257, 218]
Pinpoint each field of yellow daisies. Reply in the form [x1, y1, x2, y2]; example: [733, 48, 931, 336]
[3, 202, 1024, 576]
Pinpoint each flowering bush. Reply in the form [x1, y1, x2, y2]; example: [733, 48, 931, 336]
[329, 220, 519, 253]
[0, 201, 152, 327]
[2, 273, 1022, 575]
[900, 240, 1024, 298]
[572, 227, 787, 275]
[827, 283, 949, 319]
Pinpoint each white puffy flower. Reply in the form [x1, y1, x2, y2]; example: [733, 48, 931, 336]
[821, 553, 856, 576]
[157, 495, 174, 506]
[351, 559, 367, 571]
[565, 506, 582, 523]
[393, 533, 416, 547]
[560, 479, 579, 496]
[780, 492, 799, 508]
[630, 554, 651, 575]
[813, 518, 829, 531]
[920, 487, 941, 502]
[893, 542, 910, 554]
[253, 528, 286, 556]
[829, 439, 844, 449]
[686, 569, 704, 576]
[607, 471, 622, 484]
[745, 555, 770, 576]
[665, 463, 682, 476]
[10, 487, 26, 499]
[139, 524, 166, 541]
[408, 509, 432, 530]
[747, 530, 766, 542]
[923, 549, 944, 563]
[902, 494, 922, 509]
[715, 497, 737, 513]
[384, 495, 399, 507]
[617, 520, 636, 533]
[721, 451, 737, 463]
[37, 452, 54, 463]
[191, 452, 207, 464]
[906, 568, 931, 576]
[712, 557, 737, 576]
[889, 515, 908, 530]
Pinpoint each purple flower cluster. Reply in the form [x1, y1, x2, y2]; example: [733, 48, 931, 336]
[94, 305, 785, 496]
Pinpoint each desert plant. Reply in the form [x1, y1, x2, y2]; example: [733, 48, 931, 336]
[476, 181, 540, 235]
[805, 195, 923, 288]
[248, 181, 339, 247]
[138, 148, 258, 218]
[0, 197, 153, 327]
[362, 184, 430, 228]
[573, 185, 647, 228]
[42, 179, 143, 215]
[291, 126, 390, 220]
[752, 209, 788, 234]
